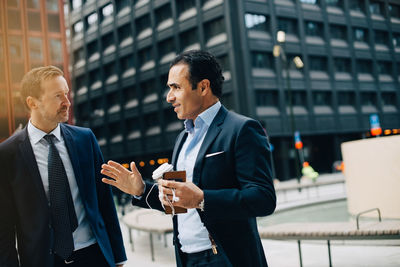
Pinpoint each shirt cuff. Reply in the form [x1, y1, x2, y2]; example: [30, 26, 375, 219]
[116, 260, 127, 265]
[132, 183, 146, 200]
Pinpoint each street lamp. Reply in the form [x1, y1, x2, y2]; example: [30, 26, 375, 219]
[273, 31, 304, 183]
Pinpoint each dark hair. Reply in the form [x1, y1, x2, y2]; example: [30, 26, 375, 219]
[170, 50, 224, 98]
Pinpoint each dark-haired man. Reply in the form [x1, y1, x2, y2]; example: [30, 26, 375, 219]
[102, 50, 276, 267]
[0, 66, 126, 267]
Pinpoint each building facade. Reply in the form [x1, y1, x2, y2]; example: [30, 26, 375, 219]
[67, 0, 400, 180]
[0, 0, 70, 142]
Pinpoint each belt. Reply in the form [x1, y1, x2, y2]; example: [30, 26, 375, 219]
[185, 249, 216, 260]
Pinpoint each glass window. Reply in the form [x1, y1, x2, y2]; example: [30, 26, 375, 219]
[118, 24, 132, 45]
[28, 12, 42, 31]
[245, 13, 269, 32]
[7, 0, 20, 8]
[393, 33, 400, 47]
[158, 38, 175, 58]
[120, 55, 134, 71]
[46, 0, 59, 11]
[87, 12, 98, 27]
[277, 17, 297, 35]
[381, 92, 397, 106]
[49, 39, 62, 62]
[11, 62, 24, 83]
[309, 56, 327, 71]
[326, 0, 342, 7]
[338, 92, 355, 106]
[300, 0, 319, 5]
[29, 37, 43, 61]
[73, 21, 84, 35]
[374, 30, 388, 45]
[116, 0, 130, 13]
[313, 91, 331, 106]
[8, 36, 23, 59]
[28, 0, 40, 9]
[176, 0, 195, 16]
[305, 21, 323, 37]
[155, 4, 171, 26]
[180, 29, 198, 50]
[251, 51, 273, 69]
[104, 62, 116, 77]
[357, 59, 372, 73]
[102, 33, 115, 51]
[87, 41, 98, 58]
[47, 14, 60, 32]
[136, 15, 151, 36]
[73, 47, 84, 63]
[138, 47, 153, 66]
[7, 10, 21, 30]
[102, 3, 114, 20]
[204, 17, 226, 39]
[349, 0, 365, 13]
[361, 92, 377, 106]
[290, 91, 307, 107]
[71, 0, 82, 10]
[369, 1, 382, 15]
[377, 61, 392, 75]
[334, 57, 351, 72]
[217, 55, 230, 71]
[389, 4, 400, 19]
[330, 24, 347, 40]
[353, 28, 368, 42]
[256, 90, 278, 107]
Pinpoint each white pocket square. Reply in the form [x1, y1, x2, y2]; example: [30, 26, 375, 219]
[205, 151, 225, 158]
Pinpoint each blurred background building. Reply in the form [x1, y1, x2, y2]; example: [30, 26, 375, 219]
[2, 0, 399, 180]
[0, 0, 69, 141]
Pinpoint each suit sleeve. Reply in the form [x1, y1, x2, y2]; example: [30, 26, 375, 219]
[89, 130, 127, 263]
[201, 120, 276, 222]
[0, 149, 19, 267]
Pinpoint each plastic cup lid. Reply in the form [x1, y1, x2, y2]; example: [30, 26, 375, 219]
[152, 162, 174, 180]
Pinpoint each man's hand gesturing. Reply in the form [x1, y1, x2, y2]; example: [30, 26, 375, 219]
[101, 160, 145, 196]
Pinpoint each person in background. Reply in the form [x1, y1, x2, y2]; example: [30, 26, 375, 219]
[0, 66, 126, 267]
[101, 50, 276, 267]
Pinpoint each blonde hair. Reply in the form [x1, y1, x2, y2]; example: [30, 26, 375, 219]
[20, 65, 64, 110]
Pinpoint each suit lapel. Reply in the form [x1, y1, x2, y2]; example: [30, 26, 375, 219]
[192, 106, 228, 185]
[60, 124, 85, 198]
[171, 130, 187, 170]
[18, 127, 48, 207]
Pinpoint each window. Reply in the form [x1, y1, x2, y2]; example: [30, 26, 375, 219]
[377, 61, 392, 75]
[104, 62, 117, 84]
[361, 92, 377, 107]
[256, 91, 278, 107]
[46, 0, 59, 11]
[176, 0, 195, 17]
[245, 13, 268, 32]
[338, 92, 355, 106]
[309, 56, 327, 71]
[141, 80, 158, 104]
[71, 0, 82, 10]
[334, 58, 351, 72]
[330, 24, 347, 40]
[136, 15, 151, 39]
[124, 86, 138, 109]
[116, 0, 130, 14]
[305, 21, 323, 37]
[290, 91, 307, 107]
[357, 59, 372, 73]
[8, 36, 23, 59]
[8, 10, 22, 30]
[155, 4, 172, 28]
[73, 21, 83, 36]
[158, 38, 175, 63]
[180, 29, 198, 50]
[393, 33, 400, 47]
[300, 0, 319, 5]
[217, 55, 230, 71]
[86, 12, 98, 29]
[204, 17, 226, 45]
[87, 41, 99, 61]
[101, 4, 113, 22]
[28, 0, 40, 8]
[102, 33, 115, 54]
[374, 30, 388, 45]
[389, 4, 400, 19]
[349, 0, 365, 13]
[47, 14, 60, 32]
[353, 28, 368, 42]
[313, 91, 331, 106]
[73, 48, 84, 64]
[326, 0, 342, 7]
[29, 37, 43, 61]
[138, 47, 154, 69]
[144, 112, 160, 136]
[120, 55, 135, 78]
[49, 39, 62, 63]
[277, 18, 298, 35]
[381, 92, 397, 107]
[28, 12, 42, 31]
[251, 52, 273, 69]
[118, 24, 132, 46]
[369, 1, 383, 16]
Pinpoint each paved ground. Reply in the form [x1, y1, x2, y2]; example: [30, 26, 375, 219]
[118, 173, 400, 267]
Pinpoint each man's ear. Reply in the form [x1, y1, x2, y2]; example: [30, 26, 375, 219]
[26, 96, 37, 110]
[198, 79, 211, 95]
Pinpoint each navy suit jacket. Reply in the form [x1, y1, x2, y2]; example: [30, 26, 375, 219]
[134, 106, 276, 267]
[0, 123, 126, 267]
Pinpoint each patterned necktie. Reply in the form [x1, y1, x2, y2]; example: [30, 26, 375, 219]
[44, 134, 78, 260]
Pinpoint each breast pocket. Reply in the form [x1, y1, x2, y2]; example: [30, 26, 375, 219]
[201, 152, 233, 188]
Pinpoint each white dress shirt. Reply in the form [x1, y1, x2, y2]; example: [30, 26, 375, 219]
[27, 121, 96, 250]
[176, 101, 221, 253]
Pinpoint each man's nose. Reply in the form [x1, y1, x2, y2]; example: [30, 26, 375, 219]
[166, 89, 174, 103]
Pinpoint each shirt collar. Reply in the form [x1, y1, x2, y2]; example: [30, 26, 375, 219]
[184, 101, 221, 133]
[28, 120, 62, 144]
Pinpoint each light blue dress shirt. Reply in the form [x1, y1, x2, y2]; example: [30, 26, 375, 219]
[27, 121, 96, 250]
[176, 101, 221, 253]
